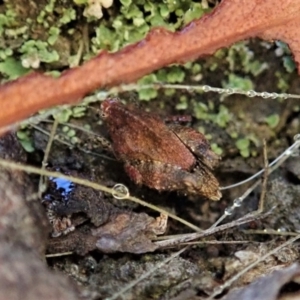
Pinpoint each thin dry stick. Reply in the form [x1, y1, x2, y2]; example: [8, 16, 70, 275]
[221, 136, 300, 190]
[32, 124, 71, 147]
[13, 84, 300, 139]
[45, 251, 73, 258]
[0, 88, 110, 134]
[0, 158, 203, 232]
[207, 233, 300, 299]
[243, 229, 299, 236]
[1, 105, 70, 135]
[38, 118, 59, 198]
[211, 181, 260, 228]
[31, 124, 114, 161]
[258, 139, 269, 212]
[71, 37, 84, 67]
[115, 83, 300, 100]
[179, 240, 252, 246]
[154, 211, 272, 248]
[211, 137, 300, 228]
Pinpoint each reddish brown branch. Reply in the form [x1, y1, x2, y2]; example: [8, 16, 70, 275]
[1, 0, 300, 131]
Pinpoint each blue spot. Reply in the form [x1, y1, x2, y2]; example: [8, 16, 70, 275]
[50, 177, 74, 199]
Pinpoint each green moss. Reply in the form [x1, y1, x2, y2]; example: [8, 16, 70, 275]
[93, 24, 119, 51]
[226, 42, 268, 76]
[205, 133, 212, 140]
[0, 9, 17, 35]
[17, 130, 34, 153]
[0, 45, 13, 57]
[214, 105, 231, 128]
[282, 56, 296, 73]
[71, 136, 80, 144]
[235, 138, 251, 158]
[159, 4, 170, 18]
[20, 40, 59, 67]
[137, 74, 158, 101]
[54, 109, 73, 123]
[193, 101, 231, 133]
[59, 8, 76, 25]
[45, 0, 56, 13]
[37, 10, 47, 24]
[265, 114, 280, 129]
[294, 105, 300, 112]
[240, 148, 250, 158]
[72, 106, 87, 118]
[59, 124, 80, 145]
[164, 88, 175, 96]
[91, 1, 208, 53]
[275, 71, 289, 91]
[275, 41, 296, 73]
[67, 129, 76, 137]
[47, 27, 61, 46]
[183, 3, 205, 24]
[62, 126, 70, 133]
[211, 143, 223, 155]
[230, 132, 238, 139]
[137, 65, 186, 100]
[176, 95, 188, 110]
[193, 102, 209, 120]
[138, 88, 158, 101]
[176, 102, 188, 110]
[0, 57, 28, 79]
[236, 138, 250, 149]
[191, 63, 201, 74]
[197, 126, 205, 134]
[166, 66, 185, 83]
[120, 0, 132, 7]
[73, 0, 88, 4]
[222, 73, 254, 91]
[5, 26, 28, 38]
[46, 70, 61, 78]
